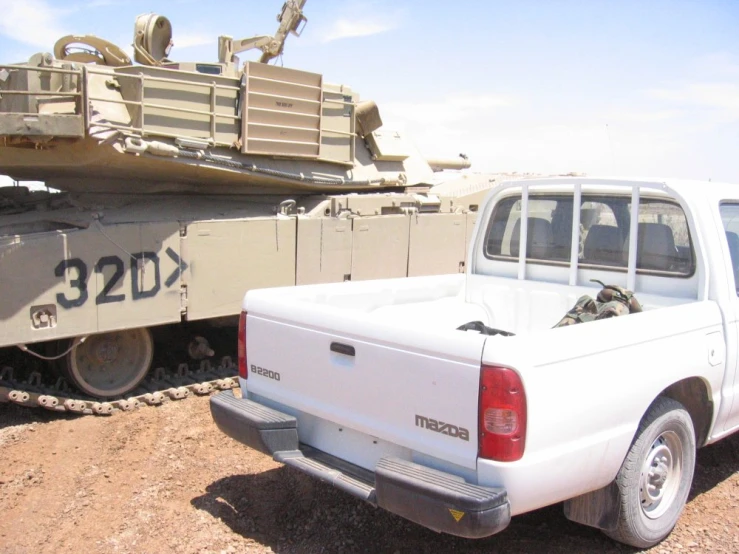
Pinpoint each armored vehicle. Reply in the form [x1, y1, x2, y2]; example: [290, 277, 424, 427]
[0, 1, 502, 414]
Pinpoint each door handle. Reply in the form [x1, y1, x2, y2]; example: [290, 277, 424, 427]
[330, 342, 355, 357]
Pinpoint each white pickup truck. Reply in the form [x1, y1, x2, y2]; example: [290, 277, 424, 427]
[211, 177, 739, 548]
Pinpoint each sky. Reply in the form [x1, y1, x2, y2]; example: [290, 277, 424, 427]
[1, 0, 739, 187]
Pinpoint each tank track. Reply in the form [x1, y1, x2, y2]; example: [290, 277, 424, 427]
[0, 357, 238, 416]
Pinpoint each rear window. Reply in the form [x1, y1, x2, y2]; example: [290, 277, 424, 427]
[484, 194, 694, 276]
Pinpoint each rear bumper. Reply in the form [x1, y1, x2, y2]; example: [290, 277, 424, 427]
[210, 390, 511, 539]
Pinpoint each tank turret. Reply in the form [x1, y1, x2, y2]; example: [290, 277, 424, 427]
[0, 2, 468, 195]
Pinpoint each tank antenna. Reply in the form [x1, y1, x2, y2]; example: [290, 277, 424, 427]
[605, 123, 616, 174]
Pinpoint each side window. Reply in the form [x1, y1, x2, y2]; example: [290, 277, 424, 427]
[633, 199, 694, 275]
[719, 202, 739, 294]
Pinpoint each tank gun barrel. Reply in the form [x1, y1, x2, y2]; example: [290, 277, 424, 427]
[218, 0, 308, 65]
[426, 155, 472, 172]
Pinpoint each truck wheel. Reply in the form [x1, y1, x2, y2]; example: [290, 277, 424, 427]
[604, 397, 696, 548]
[62, 328, 154, 398]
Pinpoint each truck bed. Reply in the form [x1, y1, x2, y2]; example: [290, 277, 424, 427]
[241, 272, 721, 484]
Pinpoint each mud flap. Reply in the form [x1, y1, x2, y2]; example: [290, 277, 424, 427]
[563, 481, 620, 531]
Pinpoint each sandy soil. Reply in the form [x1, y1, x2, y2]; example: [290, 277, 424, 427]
[2, 396, 739, 554]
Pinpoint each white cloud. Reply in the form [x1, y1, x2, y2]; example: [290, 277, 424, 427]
[173, 33, 213, 50]
[688, 52, 739, 78]
[402, 111, 731, 181]
[376, 90, 703, 179]
[648, 83, 739, 120]
[376, 65, 739, 181]
[0, 0, 68, 48]
[601, 109, 681, 124]
[84, 0, 120, 7]
[419, 123, 618, 175]
[382, 94, 513, 126]
[322, 18, 397, 43]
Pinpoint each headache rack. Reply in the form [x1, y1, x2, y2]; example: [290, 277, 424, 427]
[476, 178, 709, 300]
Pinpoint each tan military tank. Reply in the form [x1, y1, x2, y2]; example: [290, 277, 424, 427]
[0, 1, 504, 415]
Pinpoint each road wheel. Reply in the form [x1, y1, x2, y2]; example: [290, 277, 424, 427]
[604, 396, 696, 548]
[62, 328, 153, 398]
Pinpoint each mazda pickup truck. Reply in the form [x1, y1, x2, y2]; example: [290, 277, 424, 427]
[211, 177, 739, 548]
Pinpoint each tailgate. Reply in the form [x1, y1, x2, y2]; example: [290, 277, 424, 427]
[245, 312, 486, 470]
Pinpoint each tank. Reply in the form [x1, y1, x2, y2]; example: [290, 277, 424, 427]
[0, 1, 506, 415]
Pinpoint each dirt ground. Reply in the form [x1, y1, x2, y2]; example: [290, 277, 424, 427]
[2, 397, 739, 554]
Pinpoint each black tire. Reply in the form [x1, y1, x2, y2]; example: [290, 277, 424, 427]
[604, 397, 696, 548]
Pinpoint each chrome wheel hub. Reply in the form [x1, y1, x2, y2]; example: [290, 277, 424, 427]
[640, 430, 683, 519]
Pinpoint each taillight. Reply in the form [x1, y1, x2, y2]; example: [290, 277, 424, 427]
[478, 364, 526, 462]
[238, 311, 247, 379]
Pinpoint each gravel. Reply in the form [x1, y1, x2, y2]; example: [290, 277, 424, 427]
[1, 396, 739, 553]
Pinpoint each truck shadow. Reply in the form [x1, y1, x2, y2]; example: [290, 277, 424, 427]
[192, 466, 623, 554]
[193, 435, 739, 553]
[690, 431, 739, 500]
